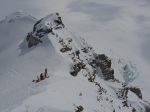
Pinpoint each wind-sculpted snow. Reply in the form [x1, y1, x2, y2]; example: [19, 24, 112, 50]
[0, 12, 150, 112]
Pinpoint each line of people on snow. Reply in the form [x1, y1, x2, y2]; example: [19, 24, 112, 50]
[32, 68, 49, 83]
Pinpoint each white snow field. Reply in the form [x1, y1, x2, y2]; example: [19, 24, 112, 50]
[0, 12, 150, 112]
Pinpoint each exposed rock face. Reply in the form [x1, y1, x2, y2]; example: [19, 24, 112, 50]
[26, 32, 42, 48]
[129, 87, 142, 99]
[116, 87, 142, 99]
[90, 54, 114, 80]
[115, 86, 143, 109]
[26, 13, 64, 48]
[144, 105, 150, 112]
[102, 68, 114, 80]
[100, 61, 111, 70]
[97, 54, 108, 60]
[32, 13, 64, 37]
[70, 62, 86, 76]
[116, 88, 128, 100]
[97, 54, 112, 68]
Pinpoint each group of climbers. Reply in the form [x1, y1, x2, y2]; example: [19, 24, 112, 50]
[32, 68, 49, 83]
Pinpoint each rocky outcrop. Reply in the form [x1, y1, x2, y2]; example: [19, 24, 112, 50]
[26, 13, 64, 48]
[115, 86, 143, 108]
[144, 104, 150, 112]
[129, 87, 142, 99]
[116, 87, 128, 100]
[75, 105, 84, 112]
[26, 32, 42, 48]
[90, 54, 114, 80]
[102, 68, 114, 80]
[70, 62, 86, 76]
[60, 46, 72, 53]
[81, 47, 89, 53]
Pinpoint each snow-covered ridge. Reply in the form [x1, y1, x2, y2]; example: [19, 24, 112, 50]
[0, 12, 36, 24]
[26, 13, 65, 48]
[0, 12, 150, 112]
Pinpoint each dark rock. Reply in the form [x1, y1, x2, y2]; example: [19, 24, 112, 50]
[89, 53, 114, 81]
[97, 54, 108, 60]
[70, 71, 78, 76]
[132, 108, 136, 112]
[117, 86, 142, 100]
[129, 87, 142, 99]
[104, 58, 111, 68]
[122, 100, 128, 107]
[100, 61, 110, 70]
[102, 68, 114, 80]
[88, 70, 96, 82]
[27, 13, 64, 47]
[26, 34, 42, 48]
[75, 50, 80, 55]
[33, 19, 43, 32]
[81, 48, 89, 53]
[26, 13, 66, 48]
[93, 54, 111, 68]
[67, 38, 72, 43]
[54, 16, 65, 28]
[88, 59, 97, 68]
[75, 105, 84, 112]
[116, 88, 128, 100]
[144, 105, 150, 112]
[70, 62, 86, 76]
[35, 27, 53, 38]
[60, 46, 72, 53]
[88, 75, 95, 82]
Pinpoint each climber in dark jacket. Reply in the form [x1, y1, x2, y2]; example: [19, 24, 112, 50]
[44, 68, 49, 78]
[40, 73, 44, 80]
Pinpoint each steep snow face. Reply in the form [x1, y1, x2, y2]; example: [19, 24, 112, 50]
[0, 12, 150, 112]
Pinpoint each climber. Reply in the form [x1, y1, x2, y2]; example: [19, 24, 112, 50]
[32, 76, 40, 83]
[44, 68, 49, 78]
[40, 73, 44, 80]
[36, 76, 40, 82]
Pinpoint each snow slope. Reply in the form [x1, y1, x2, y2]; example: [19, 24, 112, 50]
[0, 12, 150, 112]
[0, 12, 67, 111]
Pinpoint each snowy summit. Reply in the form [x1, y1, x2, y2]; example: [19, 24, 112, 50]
[0, 12, 150, 112]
